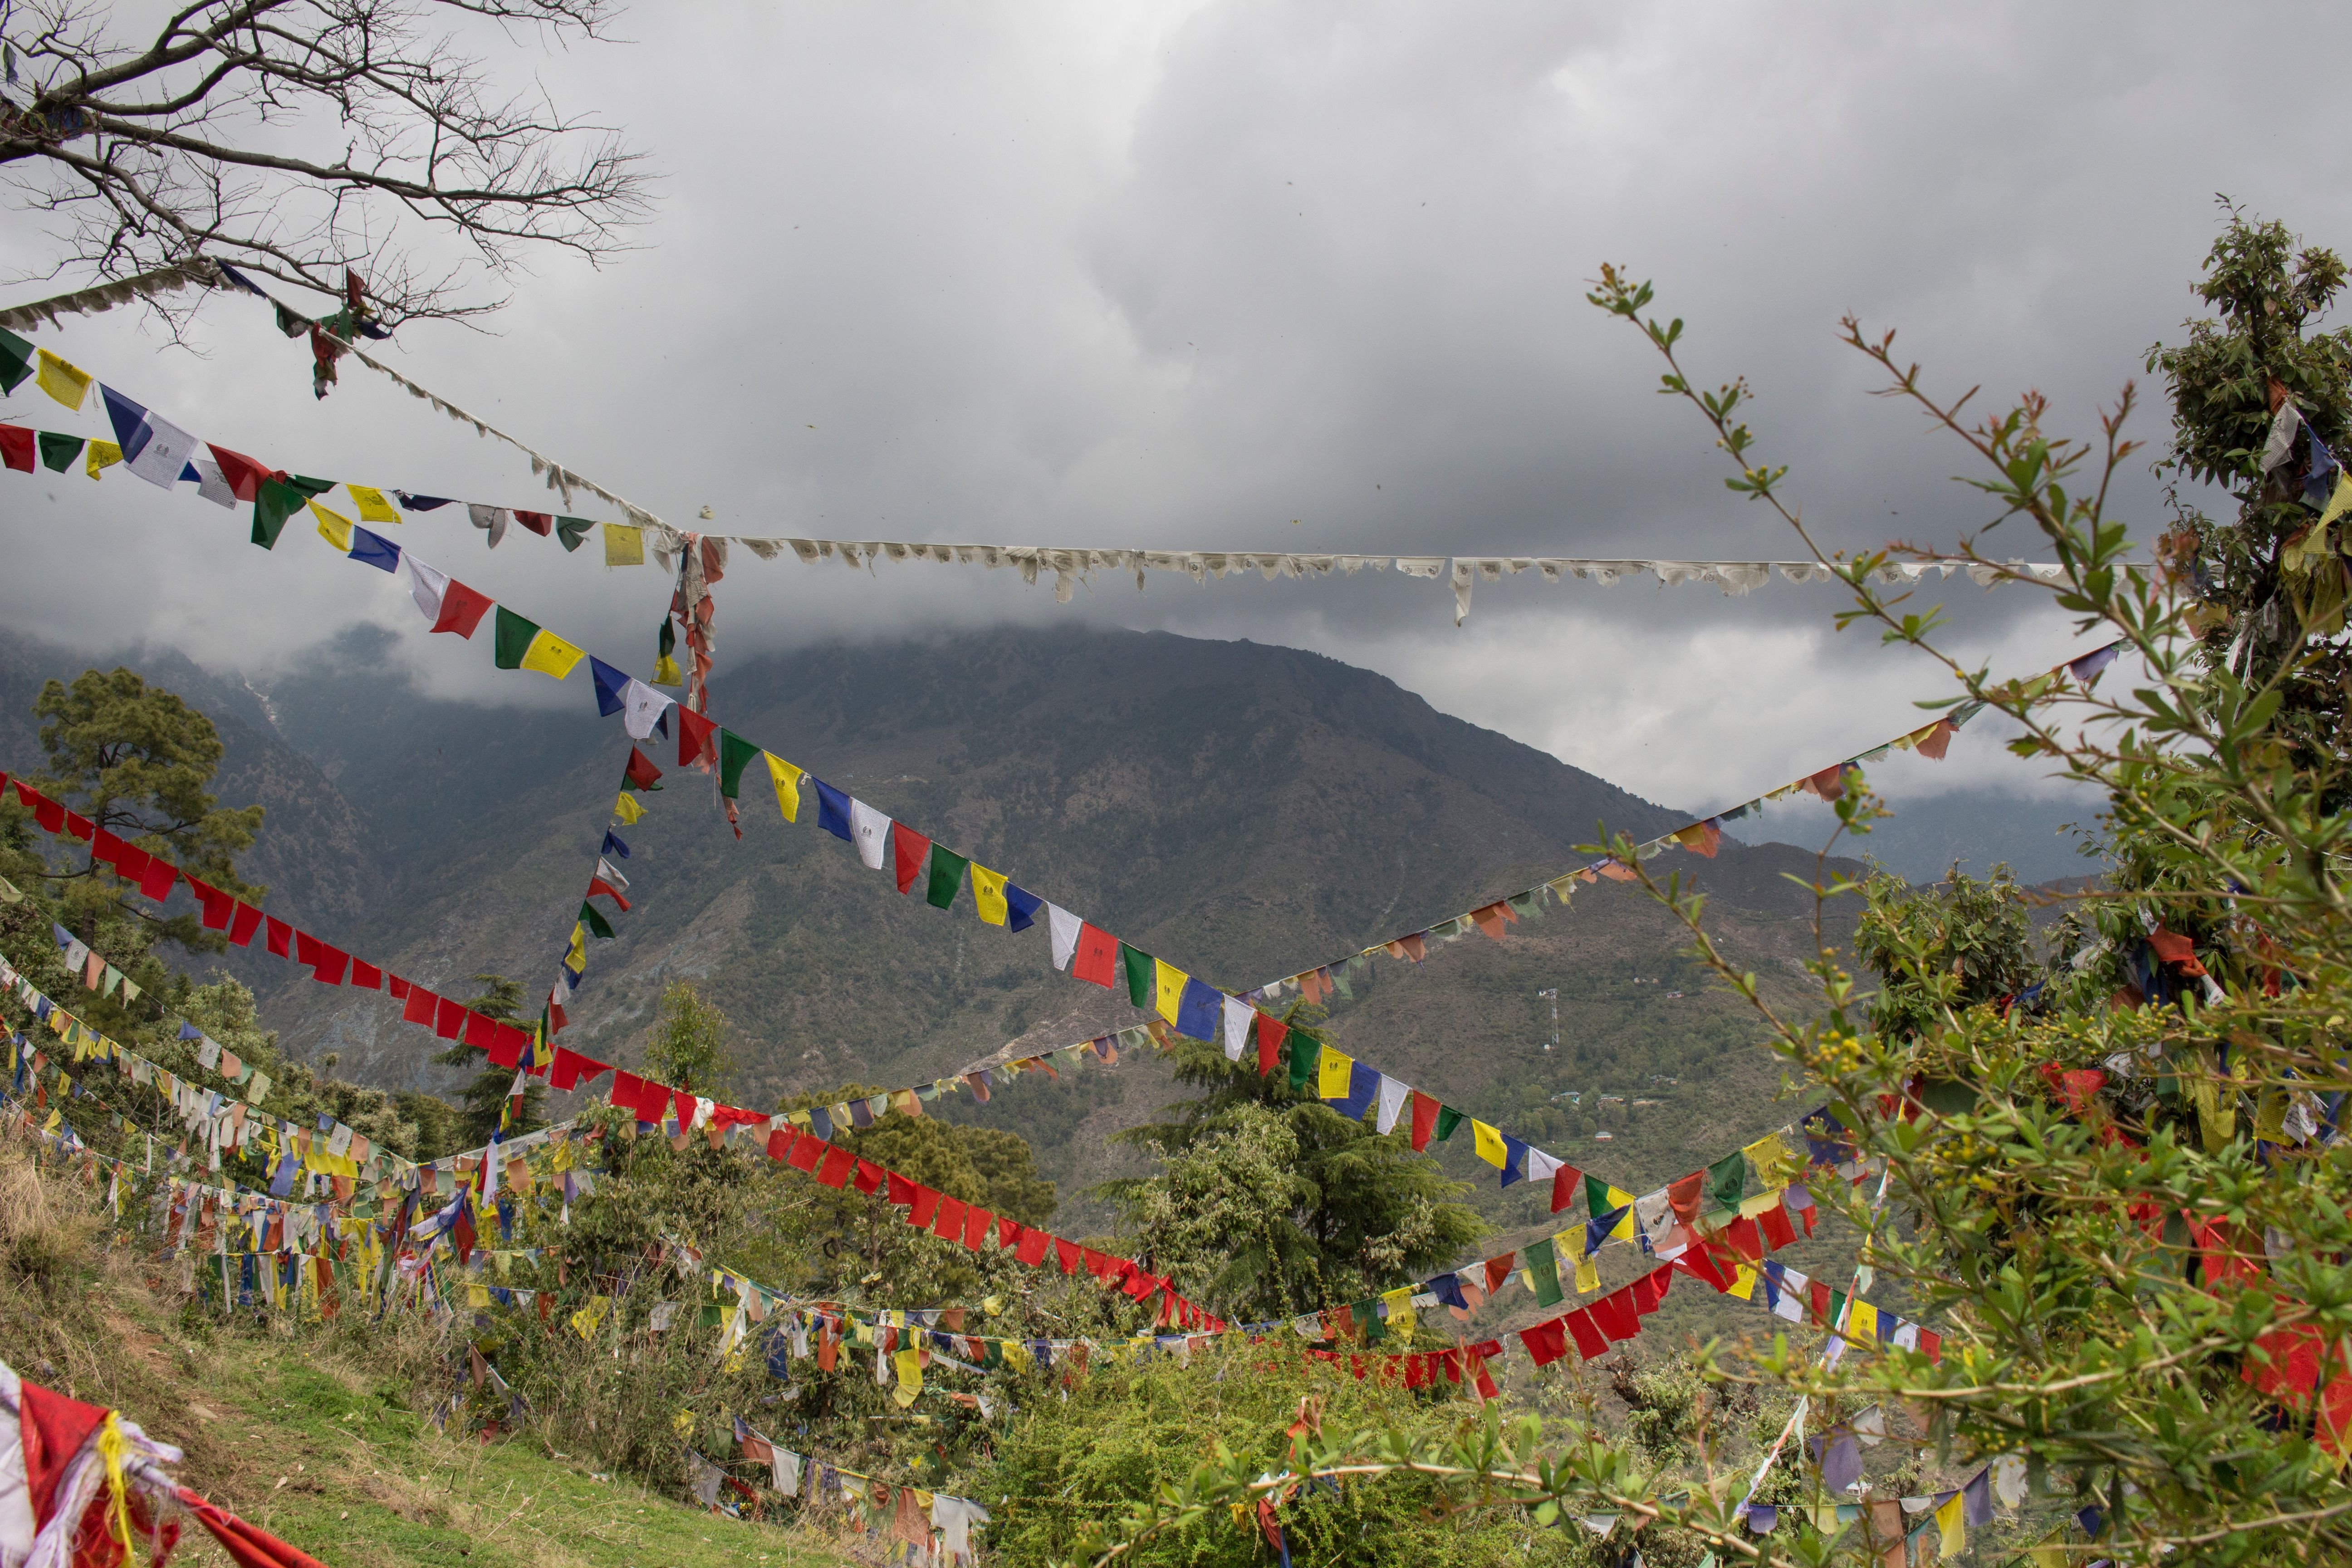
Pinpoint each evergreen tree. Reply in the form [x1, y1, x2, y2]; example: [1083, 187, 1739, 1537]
[431, 973, 541, 1150]
[1105, 1009, 1485, 1322]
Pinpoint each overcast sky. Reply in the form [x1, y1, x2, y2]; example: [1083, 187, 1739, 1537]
[0, 1, 2334, 816]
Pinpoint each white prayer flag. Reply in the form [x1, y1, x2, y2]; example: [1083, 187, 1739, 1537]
[1220, 996, 1252, 1062]
[1046, 904, 1081, 970]
[848, 799, 891, 870]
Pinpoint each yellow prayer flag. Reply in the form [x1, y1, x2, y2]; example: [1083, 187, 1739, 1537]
[603, 522, 645, 568]
[567, 924, 587, 968]
[1935, 1492, 1965, 1557]
[614, 792, 645, 824]
[892, 1348, 923, 1406]
[970, 864, 1009, 925]
[1729, 1263, 1759, 1301]
[1317, 1045, 1353, 1100]
[1606, 1185, 1638, 1240]
[84, 440, 121, 479]
[346, 484, 400, 524]
[1153, 959, 1187, 1024]
[2324, 471, 2352, 532]
[520, 628, 586, 680]
[309, 499, 354, 552]
[764, 752, 802, 823]
[34, 348, 90, 410]
[1472, 1119, 1507, 1170]
[653, 652, 682, 686]
[1743, 1129, 1795, 1184]
[1847, 1300, 1878, 1343]
[1381, 1286, 1416, 1339]
[467, 1283, 492, 1308]
[1573, 1252, 1600, 1293]
[571, 1295, 612, 1340]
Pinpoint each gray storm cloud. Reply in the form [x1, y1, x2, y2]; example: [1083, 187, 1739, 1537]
[0, 0, 2329, 809]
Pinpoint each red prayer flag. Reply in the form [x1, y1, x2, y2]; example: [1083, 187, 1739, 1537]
[624, 746, 663, 791]
[890, 822, 931, 894]
[387, 975, 410, 1000]
[1668, 1171, 1706, 1225]
[1054, 1238, 1082, 1274]
[1518, 1318, 1570, 1367]
[765, 1124, 798, 1162]
[0, 424, 34, 472]
[1725, 1215, 1764, 1263]
[814, 1147, 856, 1188]
[550, 1048, 607, 1092]
[310, 946, 348, 985]
[514, 510, 552, 536]
[1632, 1264, 1671, 1315]
[1564, 1308, 1609, 1361]
[186, 876, 233, 930]
[853, 1159, 885, 1196]
[1483, 1252, 1515, 1295]
[295, 930, 326, 968]
[206, 443, 269, 500]
[402, 985, 438, 1026]
[349, 960, 381, 989]
[1409, 1091, 1439, 1153]
[908, 1185, 941, 1227]
[586, 877, 631, 912]
[1549, 1161, 1582, 1214]
[431, 579, 494, 638]
[264, 916, 292, 957]
[935, 1196, 968, 1239]
[788, 1134, 825, 1172]
[1758, 1200, 1797, 1252]
[1917, 1328, 1941, 1363]
[676, 706, 717, 769]
[672, 1088, 700, 1128]
[432, 997, 467, 1041]
[1592, 1289, 1640, 1343]
[228, 902, 263, 946]
[61, 809, 93, 841]
[487, 1023, 529, 1070]
[1808, 1280, 1833, 1325]
[963, 1207, 994, 1250]
[1015, 1227, 1051, 1266]
[138, 857, 178, 901]
[1914, 719, 1955, 760]
[886, 1171, 919, 1205]
[1255, 1013, 1287, 1077]
[1071, 922, 1119, 987]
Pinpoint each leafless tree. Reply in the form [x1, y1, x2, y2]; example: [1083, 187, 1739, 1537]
[0, 0, 653, 327]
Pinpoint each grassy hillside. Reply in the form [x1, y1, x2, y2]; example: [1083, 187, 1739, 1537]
[0, 1142, 853, 1568]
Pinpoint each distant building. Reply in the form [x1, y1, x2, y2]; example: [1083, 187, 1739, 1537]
[1593, 1130, 1614, 1141]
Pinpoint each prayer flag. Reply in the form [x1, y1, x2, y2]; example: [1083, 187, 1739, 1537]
[0, 328, 28, 391]
[591, 658, 630, 717]
[349, 526, 399, 572]
[253, 477, 307, 548]
[718, 730, 761, 799]
[764, 753, 801, 822]
[1408, 1091, 1438, 1152]
[1153, 959, 1187, 1024]
[208, 444, 269, 501]
[579, 902, 616, 940]
[309, 499, 354, 551]
[1073, 922, 1119, 985]
[1120, 945, 1155, 1009]
[624, 746, 663, 791]
[98, 386, 196, 489]
[926, 845, 969, 908]
[603, 524, 645, 567]
[1004, 881, 1042, 931]
[1472, 1120, 1507, 1170]
[892, 823, 932, 894]
[1176, 977, 1221, 1042]
[0, 424, 29, 471]
[1707, 1149, 1746, 1214]
[35, 348, 90, 409]
[347, 485, 399, 523]
[1524, 1239, 1564, 1306]
[1255, 1013, 1287, 1077]
[37, 431, 81, 471]
[1318, 1045, 1353, 1100]
[675, 706, 716, 767]
[970, 864, 1009, 925]
[83, 440, 120, 479]
[848, 798, 891, 870]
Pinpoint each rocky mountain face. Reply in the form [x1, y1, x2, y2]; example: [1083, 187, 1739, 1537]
[0, 623, 1877, 1230]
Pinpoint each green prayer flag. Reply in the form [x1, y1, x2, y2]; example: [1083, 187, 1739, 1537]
[286, 474, 336, 496]
[926, 846, 970, 910]
[1119, 944, 1154, 1009]
[37, 431, 81, 472]
[272, 302, 308, 338]
[1524, 1238, 1564, 1307]
[698, 1302, 725, 1328]
[578, 901, 616, 940]
[1287, 1034, 1317, 1094]
[1434, 1105, 1462, 1143]
[717, 730, 760, 799]
[493, 606, 541, 670]
[0, 327, 30, 392]
[1707, 1149, 1747, 1214]
[252, 478, 306, 549]
[1331, 968, 1353, 1000]
[1360, 1298, 1386, 1343]
[556, 517, 595, 553]
[1828, 1290, 1847, 1329]
[657, 616, 676, 659]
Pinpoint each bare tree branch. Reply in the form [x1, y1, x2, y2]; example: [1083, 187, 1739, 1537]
[0, 0, 652, 328]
